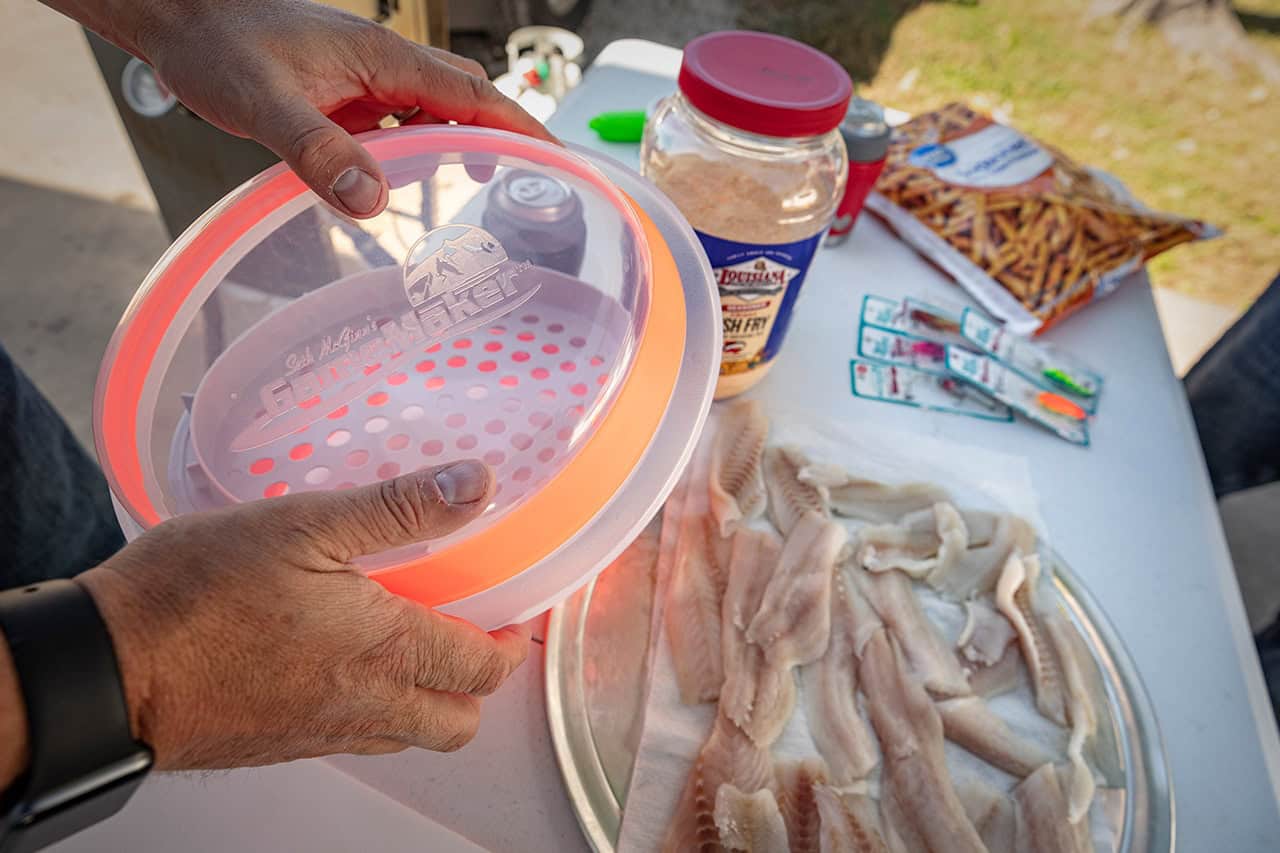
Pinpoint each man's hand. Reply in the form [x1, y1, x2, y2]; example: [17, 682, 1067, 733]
[72, 460, 529, 771]
[48, 0, 554, 218]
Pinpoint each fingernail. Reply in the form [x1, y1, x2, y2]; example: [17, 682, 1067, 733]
[332, 167, 382, 216]
[433, 461, 489, 505]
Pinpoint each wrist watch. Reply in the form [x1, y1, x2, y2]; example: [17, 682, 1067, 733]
[0, 581, 152, 853]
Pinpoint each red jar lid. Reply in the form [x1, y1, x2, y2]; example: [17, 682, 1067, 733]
[677, 31, 852, 138]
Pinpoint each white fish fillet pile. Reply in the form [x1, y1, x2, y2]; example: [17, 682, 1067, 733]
[656, 417, 1109, 853]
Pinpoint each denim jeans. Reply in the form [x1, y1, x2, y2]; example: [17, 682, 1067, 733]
[0, 343, 124, 589]
[1186, 271, 1280, 724]
[1186, 273, 1280, 499]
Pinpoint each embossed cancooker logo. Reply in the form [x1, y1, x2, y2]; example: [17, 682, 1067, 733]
[232, 226, 538, 452]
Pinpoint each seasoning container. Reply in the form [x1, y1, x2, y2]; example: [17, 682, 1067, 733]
[825, 97, 891, 248]
[641, 31, 852, 399]
[481, 168, 587, 276]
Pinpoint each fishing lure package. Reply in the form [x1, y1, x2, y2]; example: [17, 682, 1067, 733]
[850, 358, 1014, 421]
[945, 345, 1090, 446]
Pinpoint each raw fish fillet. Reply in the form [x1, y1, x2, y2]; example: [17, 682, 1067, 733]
[813, 783, 893, 853]
[763, 446, 829, 535]
[709, 400, 769, 537]
[665, 436, 734, 705]
[967, 644, 1028, 699]
[937, 696, 1057, 777]
[928, 513, 1036, 601]
[850, 567, 971, 698]
[796, 462, 950, 523]
[720, 527, 794, 746]
[663, 714, 777, 853]
[714, 785, 790, 853]
[776, 759, 828, 853]
[996, 553, 1069, 725]
[858, 629, 987, 853]
[746, 512, 845, 669]
[1012, 764, 1095, 853]
[800, 570, 880, 784]
[1045, 612, 1099, 823]
[957, 599, 1017, 666]
[855, 503, 964, 578]
[954, 774, 1016, 853]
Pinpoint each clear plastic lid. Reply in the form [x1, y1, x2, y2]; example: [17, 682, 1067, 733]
[95, 128, 677, 598]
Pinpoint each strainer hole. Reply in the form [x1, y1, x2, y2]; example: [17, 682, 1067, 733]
[501, 397, 522, 413]
[513, 467, 532, 482]
[521, 314, 539, 324]
[367, 391, 389, 407]
[426, 376, 446, 390]
[547, 322, 564, 334]
[401, 405, 425, 421]
[531, 367, 550, 381]
[529, 412, 552, 429]
[485, 419, 506, 435]
[365, 416, 390, 433]
[264, 481, 289, 498]
[377, 462, 401, 479]
[453, 339, 473, 350]
[557, 427, 574, 441]
[478, 361, 497, 373]
[590, 356, 604, 367]
[570, 336, 586, 348]
[467, 385, 489, 400]
[537, 448, 555, 463]
[512, 351, 531, 363]
[484, 449, 506, 466]
[484, 341, 503, 352]
[387, 372, 408, 386]
[426, 343, 442, 354]
[249, 458, 274, 475]
[346, 450, 370, 468]
[598, 374, 609, 386]
[457, 434, 478, 451]
[299, 396, 321, 409]
[542, 344, 560, 355]
[327, 429, 351, 447]
[421, 439, 444, 456]
[304, 466, 332, 485]
[290, 443, 314, 461]
[445, 413, 467, 428]
[539, 389, 557, 401]
[416, 360, 436, 373]
[560, 361, 576, 373]
[327, 405, 349, 420]
[517, 331, 535, 342]
[511, 433, 533, 451]
[499, 376, 519, 388]
[488, 325, 506, 335]
[570, 384, 589, 397]
[447, 356, 467, 369]
[386, 434, 410, 451]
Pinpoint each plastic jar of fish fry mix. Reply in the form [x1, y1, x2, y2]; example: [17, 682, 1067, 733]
[641, 31, 851, 399]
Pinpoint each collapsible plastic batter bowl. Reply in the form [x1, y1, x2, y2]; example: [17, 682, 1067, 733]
[93, 126, 720, 628]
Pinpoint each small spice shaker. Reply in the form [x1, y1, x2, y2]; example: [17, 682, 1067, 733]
[825, 98, 890, 248]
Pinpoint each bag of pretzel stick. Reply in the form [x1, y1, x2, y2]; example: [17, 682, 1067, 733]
[865, 103, 1219, 335]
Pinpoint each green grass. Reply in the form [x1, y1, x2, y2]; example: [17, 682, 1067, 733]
[859, 0, 1280, 308]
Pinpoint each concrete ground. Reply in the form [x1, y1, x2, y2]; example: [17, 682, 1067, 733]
[1, 2, 1276, 629]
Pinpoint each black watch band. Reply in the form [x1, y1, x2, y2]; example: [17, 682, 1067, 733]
[0, 580, 152, 853]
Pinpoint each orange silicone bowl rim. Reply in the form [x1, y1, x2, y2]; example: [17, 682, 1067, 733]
[93, 127, 686, 607]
